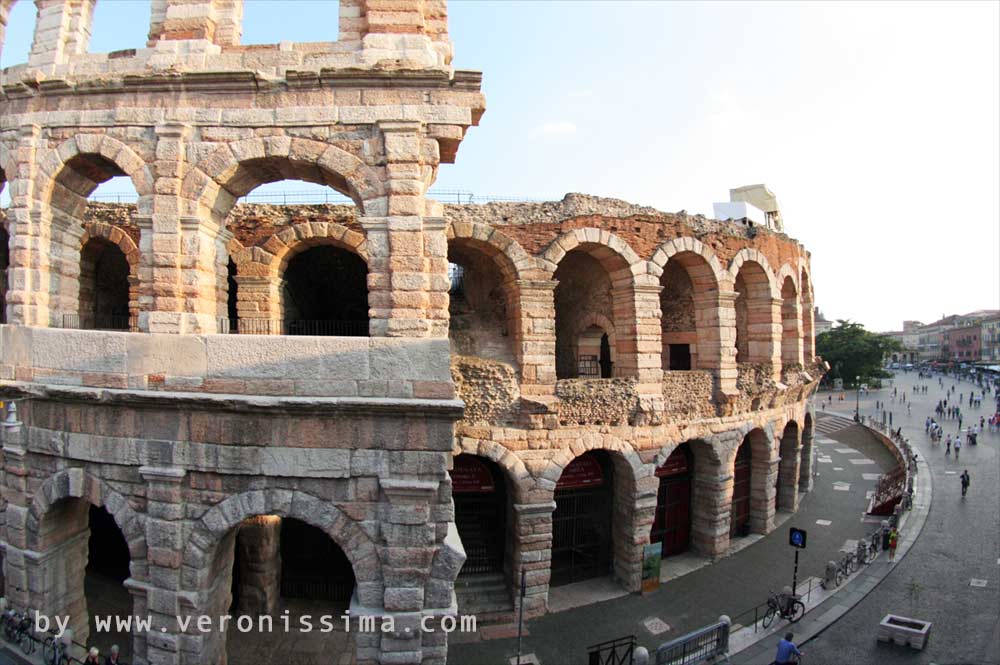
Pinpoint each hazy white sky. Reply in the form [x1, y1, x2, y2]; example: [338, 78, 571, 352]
[2, 1, 997, 331]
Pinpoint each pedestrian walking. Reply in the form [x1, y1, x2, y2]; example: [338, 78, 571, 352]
[774, 632, 804, 665]
[946, 435, 952, 455]
[960, 470, 970, 497]
[888, 527, 899, 562]
[955, 436, 961, 460]
[85, 648, 101, 665]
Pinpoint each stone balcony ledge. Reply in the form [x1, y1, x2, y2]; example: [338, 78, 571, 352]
[0, 325, 454, 401]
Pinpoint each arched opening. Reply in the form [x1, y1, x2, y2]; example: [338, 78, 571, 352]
[34, 498, 134, 658]
[551, 450, 614, 585]
[734, 261, 774, 365]
[219, 515, 357, 664]
[225, 258, 239, 333]
[448, 239, 518, 366]
[801, 270, 815, 363]
[651, 443, 693, 557]
[776, 422, 800, 511]
[79, 238, 131, 330]
[451, 455, 513, 612]
[0, 0, 33, 70]
[0, 226, 8, 324]
[781, 276, 801, 368]
[45, 151, 141, 329]
[730, 441, 752, 538]
[554, 246, 633, 379]
[279, 245, 369, 336]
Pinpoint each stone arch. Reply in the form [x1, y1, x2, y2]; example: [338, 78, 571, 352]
[776, 419, 802, 511]
[545, 228, 652, 380]
[652, 437, 725, 557]
[649, 237, 726, 286]
[27, 467, 146, 560]
[182, 136, 387, 219]
[728, 248, 779, 299]
[730, 248, 780, 368]
[270, 222, 369, 273]
[79, 221, 140, 270]
[799, 264, 816, 363]
[542, 439, 647, 490]
[653, 238, 726, 373]
[35, 134, 154, 218]
[728, 426, 777, 536]
[452, 438, 533, 504]
[778, 266, 803, 369]
[447, 221, 537, 282]
[182, 489, 381, 599]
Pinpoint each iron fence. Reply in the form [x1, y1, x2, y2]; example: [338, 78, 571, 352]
[588, 635, 636, 665]
[89, 188, 552, 205]
[729, 577, 819, 636]
[218, 318, 369, 336]
[60, 313, 139, 332]
[654, 617, 730, 665]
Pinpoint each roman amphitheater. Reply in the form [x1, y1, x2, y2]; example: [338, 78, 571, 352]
[0, 1, 824, 664]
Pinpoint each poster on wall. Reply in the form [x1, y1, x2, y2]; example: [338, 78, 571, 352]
[641, 543, 662, 594]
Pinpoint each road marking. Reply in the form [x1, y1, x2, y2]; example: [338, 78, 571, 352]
[834, 448, 858, 454]
[818, 458, 832, 464]
[816, 519, 833, 526]
[833, 467, 844, 471]
[643, 617, 671, 635]
[971, 579, 988, 588]
[862, 473, 882, 480]
[848, 459, 876, 465]
[945, 471, 957, 475]
[833, 482, 851, 491]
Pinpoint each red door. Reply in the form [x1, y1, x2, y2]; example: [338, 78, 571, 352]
[651, 445, 692, 557]
[730, 443, 751, 537]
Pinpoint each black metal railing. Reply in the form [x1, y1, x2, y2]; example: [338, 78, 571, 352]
[588, 635, 636, 665]
[729, 576, 820, 636]
[218, 318, 369, 336]
[60, 313, 139, 332]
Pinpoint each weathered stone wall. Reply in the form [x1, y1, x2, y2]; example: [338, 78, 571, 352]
[661, 370, 715, 419]
[555, 378, 639, 426]
[451, 355, 518, 424]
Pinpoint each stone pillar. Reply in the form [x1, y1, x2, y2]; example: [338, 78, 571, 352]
[139, 465, 187, 665]
[612, 465, 657, 592]
[799, 417, 815, 492]
[0, 0, 14, 63]
[6, 124, 51, 327]
[626, 281, 664, 390]
[2, 417, 34, 614]
[510, 501, 554, 617]
[340, 0, 452, 68]
[147, 0, 242, 47]
[233, 274, 279, 333]
[747, 296, 782, 381]
[781, 295, 804, 370]
[777, 429, 801, 512]
[749, 433, 779, 535]
[28, 0, 96, 68]
[689, 466, 732, 558]
[697, 290, 739, 398]
[234, 515, 281, 615]
[515, 280, 557, 393]
[802, 302, 815, 363]
[423, 216, 449, 339]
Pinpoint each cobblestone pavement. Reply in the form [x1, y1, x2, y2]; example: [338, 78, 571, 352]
[801, 372, 1000, 665]
[449, 418, 898, 665]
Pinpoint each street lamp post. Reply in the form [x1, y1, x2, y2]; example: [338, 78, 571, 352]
[855, 375, 861, 421]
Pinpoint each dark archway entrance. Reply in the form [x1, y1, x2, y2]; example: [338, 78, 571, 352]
[0, 227, 8, 324]
[730, 442, 751, 538]
[452, 455, 507, 576]
[85, 505, 132, 660]
[281, 245, 369, 336]
[552, 451, 613, 586]
[651, 444, 693, 557]
[79, 238, 130, 329]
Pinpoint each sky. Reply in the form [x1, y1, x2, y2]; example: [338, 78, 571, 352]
[1, 0, 998, 331]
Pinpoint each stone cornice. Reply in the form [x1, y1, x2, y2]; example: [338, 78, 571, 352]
[0, 381, 465, 419]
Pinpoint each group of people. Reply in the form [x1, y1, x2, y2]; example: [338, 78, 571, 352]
[83, 644, 122, 665]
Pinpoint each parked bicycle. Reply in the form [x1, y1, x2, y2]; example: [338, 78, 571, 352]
[41, 628, 71, 665]
[1, 606, 24, 643]
[762, 589, 805, 627]
[13, 610, 35, 655]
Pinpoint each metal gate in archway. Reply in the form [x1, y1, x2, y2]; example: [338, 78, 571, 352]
[652, 444, 692, 557]
[730, 442, 751, 537]
[451, 455, 506, 575]
[552, 452, 613, 586]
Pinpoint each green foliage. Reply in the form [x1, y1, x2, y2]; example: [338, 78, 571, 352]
[816, 320, 904, 387]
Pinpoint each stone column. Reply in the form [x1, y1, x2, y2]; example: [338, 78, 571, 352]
[749, 434, 779, 535]
[147, 0, 242, 47]
[423, 216, 449, 339]
[612, 466, 657, 592]
[510, 501, 555, 617]
[139, 466, 188, 665]
[777, 429, 801, 512]
[234, 515, 281, 615]
[689, 457, 732, 558]
[696, 290, 739, 399]
[233, 275, 279, 333]
[515, 280, 557, 394]
[626, 281, 664, 390]
[2, 415, 34, 614]
[799, 417, 815, 492]
[781, 295, 804, 370]
[748, 296, 782, 381]
[6, 124, 51, 327]
[802, 303, 815, 363]
[28, 0, 96, 68]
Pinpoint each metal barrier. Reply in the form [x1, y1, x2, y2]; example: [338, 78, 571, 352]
[654, 616, 730, 665]
[60, 313, 139, 332]
[588, 635, 637, 665]
[217, 318, 369, 336]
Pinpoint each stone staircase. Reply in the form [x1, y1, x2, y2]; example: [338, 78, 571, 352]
[455, 572, 516, 623]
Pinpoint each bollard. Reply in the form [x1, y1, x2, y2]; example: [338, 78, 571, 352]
[823, 561, 838, 589]
[633, 646, 650, 665]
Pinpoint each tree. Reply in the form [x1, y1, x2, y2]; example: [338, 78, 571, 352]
[816, 320, 903, 387]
